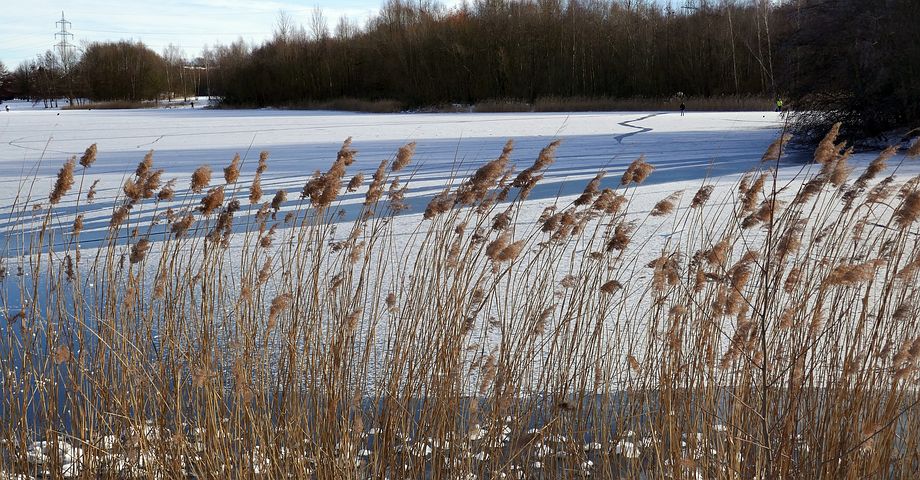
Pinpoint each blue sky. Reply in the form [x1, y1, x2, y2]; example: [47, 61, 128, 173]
[0, 0, 464, 67]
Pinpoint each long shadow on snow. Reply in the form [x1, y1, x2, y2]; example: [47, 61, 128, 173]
[1, 128, 791, 254]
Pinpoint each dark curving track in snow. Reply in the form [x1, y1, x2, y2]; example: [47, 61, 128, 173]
[615, 112, 662, 144]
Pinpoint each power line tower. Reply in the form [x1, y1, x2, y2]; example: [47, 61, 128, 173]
[55, 11, 76, 72]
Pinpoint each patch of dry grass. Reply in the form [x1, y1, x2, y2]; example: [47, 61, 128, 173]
[62, 101, 158, 110]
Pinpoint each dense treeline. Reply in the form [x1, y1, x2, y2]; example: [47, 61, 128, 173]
[3, 0, 919, 140]
[219, 0, 784, 106]
[7, 41, 204, 106]
[0, 61, 11, 99]
[778, 0, 920, 140]
[78, 42, 167, 101]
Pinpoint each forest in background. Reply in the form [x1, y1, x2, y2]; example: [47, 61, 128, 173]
[1, 0, 918, 141]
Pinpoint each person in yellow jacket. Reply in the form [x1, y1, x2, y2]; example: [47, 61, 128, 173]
[776, 99, 784, 112]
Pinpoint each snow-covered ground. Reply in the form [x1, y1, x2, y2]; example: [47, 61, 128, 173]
[0, 107, 783, 220]
[3, 106, 918, 254]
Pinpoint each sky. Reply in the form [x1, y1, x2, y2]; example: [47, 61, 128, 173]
[0, 0, 465, 68]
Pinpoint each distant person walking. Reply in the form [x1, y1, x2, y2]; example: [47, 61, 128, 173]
[775, 99, 783, 112]
[679, 102, 686, 116]
[4, 105, 8, 112]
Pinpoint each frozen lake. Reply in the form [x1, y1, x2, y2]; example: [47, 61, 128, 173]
[0, 106, 791, 239]
[0, 106, 789, 199]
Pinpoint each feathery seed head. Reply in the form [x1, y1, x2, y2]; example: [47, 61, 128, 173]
[191, 165, 212, 193]
[79, 143, 98, 168]
[391, 142, 416, 172]
[50, 157, 77, 205]
[224, 153, 241, 184]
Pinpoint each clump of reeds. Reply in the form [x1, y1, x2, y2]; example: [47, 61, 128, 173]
[2, 129, 919, 480]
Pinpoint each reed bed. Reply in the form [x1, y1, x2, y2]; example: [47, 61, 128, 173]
[1, 126, 919, 479]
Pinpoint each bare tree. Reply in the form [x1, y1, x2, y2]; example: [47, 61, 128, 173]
[275, 10, 295, 42]
[334, 15, 358, 39]
[162, 44, 187, 100]
[309, 7, 329, 41]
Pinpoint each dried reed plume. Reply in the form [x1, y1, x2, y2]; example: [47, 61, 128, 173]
[855, 146, 896, 189]
[109, 205, 130, 230]
[777, 219, 805, 262]
[496, 240, 525, 262]
[72, 214, 84, 236]
[79, 143, 97, 168]
[337, 137, 356, 165]
[271, 189, 287, 212]
[347, 173, 364, 192]
[592, 188, 626, 214]
[224, 153, 241, 184]
[824, 259, 885, 286]
[705, 237, 731, 266]
[303, 138, 355, 207]
[457, 139, 513, 204]
[129, 239, 151, 264]
[249, 176, 263, 204]
[742, 199, 783, 229]
[86, 179, 100, 202]
[137, 150, 154, 177]
[49, 157, 76, 205]
[257, 258, 272, 284]
[651, 190, 682, 216]
[620, 155, 655, 186]
[364, 160, 388, 206]
[52, 345, 71, 364]
[814, 122, 842, 164]
[492, 209, 512, 231]
[170, 214, 195, 238]
[200, 186, 225, 215]
[908, 137, 920, 158]
[691, 185, 714, 208]
[158, 179, 176, 201]
[894, 189, 920, 229]
[761, 133, 792, 162]
[257, 151, 269, 173]
[424, 189, 455, 220]
[485, 232, 510, 261]
[260, 224, 277, 248]
[575, 172, 605, 206]
[741, 173, 767, 212]
[648, 254, 680, 290]
[600, 280, 622, 294]
[267, 293, 294, 329]
[391, 142, 416, 172]
[191, 165, 212, 193]
[385, 292, 397, 310]
[513, 140, 560, 191]
[142, 169, 163, 199]
[824, 147, 852, 187]
[793, 177, 825, 205]
[606, 222, 634, 252]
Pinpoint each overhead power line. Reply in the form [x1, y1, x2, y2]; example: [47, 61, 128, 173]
[55, 11, 77, 70]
